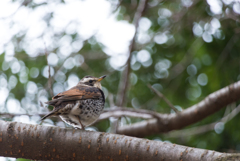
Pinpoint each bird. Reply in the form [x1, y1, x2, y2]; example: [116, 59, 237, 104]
[40, 75, 106, 130]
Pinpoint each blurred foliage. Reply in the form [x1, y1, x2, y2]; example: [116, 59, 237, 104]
[1, 0, 240, 160]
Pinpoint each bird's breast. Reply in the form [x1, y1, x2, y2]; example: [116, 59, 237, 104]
[67, 98, 104, 125]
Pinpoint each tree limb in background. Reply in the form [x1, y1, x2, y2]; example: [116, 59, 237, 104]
[98, 107, 154, 121]
[147, 84, 179, 113]
[164, 103, 240, 138]
[116, 0, 148, 107]
[116, 80, 240, 137]
[0, 120, 239, 161]
[0, 107, 156, 123]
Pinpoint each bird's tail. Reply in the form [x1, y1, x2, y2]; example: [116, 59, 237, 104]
[40, 111, 56, 121]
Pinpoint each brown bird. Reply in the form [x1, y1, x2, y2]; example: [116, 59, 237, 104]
[41, 75, 106, 130]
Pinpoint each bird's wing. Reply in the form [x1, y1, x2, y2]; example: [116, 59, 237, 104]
[45, 85, 103, 107]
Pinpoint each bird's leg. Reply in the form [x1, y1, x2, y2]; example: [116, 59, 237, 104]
[77, 117, 85, 130]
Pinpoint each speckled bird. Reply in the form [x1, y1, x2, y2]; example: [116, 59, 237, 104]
[40, 75, 106, 130]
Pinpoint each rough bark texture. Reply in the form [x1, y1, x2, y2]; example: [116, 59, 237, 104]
[0, 120, 239, 161]
[117, 80, 240, 137]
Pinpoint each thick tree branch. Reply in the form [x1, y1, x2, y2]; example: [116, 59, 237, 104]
[0, 120, 239, 161]
[164, 103, 240, 138]
[116, 80, 240, 137]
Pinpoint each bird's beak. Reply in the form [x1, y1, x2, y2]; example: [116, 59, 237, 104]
[97, 75, 106, 82]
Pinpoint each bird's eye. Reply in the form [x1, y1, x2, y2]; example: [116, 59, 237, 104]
[89, 80, 93, 83]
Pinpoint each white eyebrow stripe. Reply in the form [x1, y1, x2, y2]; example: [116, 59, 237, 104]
[81, 77, 95, 82]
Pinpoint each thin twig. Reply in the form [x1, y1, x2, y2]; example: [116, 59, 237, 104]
[116, 0, 149, 107]
[221, 104, 240, 122]
[43, 41, 54, 97]
[99, 107, 155, 121]
[107, 93, 117, 133]
[216, 34, 239, 67]
[99, 107, 162, 123]
[167, 38, 203, 81]
[147, 84, 179, 113]
[111, 0, 123, 13]
[113, 0, 149, 134]
[0, 113, 48, 118]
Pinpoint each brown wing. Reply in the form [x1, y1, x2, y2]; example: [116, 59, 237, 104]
[45, 85, 102, 107]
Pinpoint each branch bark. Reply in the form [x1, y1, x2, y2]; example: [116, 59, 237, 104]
[0, 120, 239, 161]
[116, 80, 240, 137]
[164, 103, 240, 138]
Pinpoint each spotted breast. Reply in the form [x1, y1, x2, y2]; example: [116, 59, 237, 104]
[59, 90, 105, 128]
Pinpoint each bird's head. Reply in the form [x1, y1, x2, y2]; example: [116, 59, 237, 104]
[77, 75, 106, 89]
